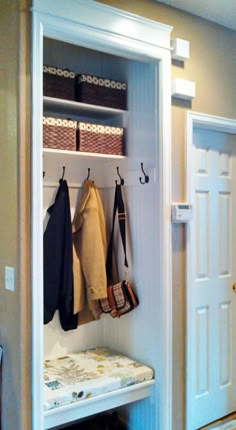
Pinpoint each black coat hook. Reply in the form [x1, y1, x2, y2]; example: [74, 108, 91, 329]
[116, 166, 124, 186]
[139, 163, 149, 184]
[43, 171, 45, 178]
[61, 166, 65, 180]
[86, 168, 91, 180]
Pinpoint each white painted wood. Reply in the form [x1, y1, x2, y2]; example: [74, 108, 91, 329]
[43, 148, 126, 159]
[31, 2, 172, 430]
[158, 51, 173, 430]
[43, 313, 104, 360]
[219, 303, 231, 386]
[172, 78, 195, 100]
[185, 112, 236, 429]
[31, 12, 44, 430]
[32, 0, 172, 50]
[171, 38, 190, 61]
[44, 97, 128, 125]
[44, 380, 155, 430]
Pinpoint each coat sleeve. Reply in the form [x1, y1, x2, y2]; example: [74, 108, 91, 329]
[78, 205, 107, 301]
[73, 183, 107, 302]
[58, 185, 78, 331]
[43, 190, 65, 324]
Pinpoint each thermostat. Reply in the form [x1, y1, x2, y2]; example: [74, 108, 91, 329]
[171, 203, 193, 223]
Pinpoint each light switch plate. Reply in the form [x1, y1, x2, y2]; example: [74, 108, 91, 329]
[5, 266, 15, 291]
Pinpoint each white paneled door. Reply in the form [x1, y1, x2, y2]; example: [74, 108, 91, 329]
[186, 114, 236, 430]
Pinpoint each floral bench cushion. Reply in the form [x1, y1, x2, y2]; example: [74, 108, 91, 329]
[44, 347, 154, 411]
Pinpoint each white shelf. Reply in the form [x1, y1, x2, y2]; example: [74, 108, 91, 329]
[43, 147, 126, 160]
[44, 380, 155, 429]
[43, 96, 128, 123]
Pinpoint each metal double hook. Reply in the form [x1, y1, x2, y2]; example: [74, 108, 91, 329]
[61, 166, 65, 180]
[44, 166, 66, 181]
[116, 166, 124, 186]
[86, 168, 91, 180]
[139, 163, 149, 185]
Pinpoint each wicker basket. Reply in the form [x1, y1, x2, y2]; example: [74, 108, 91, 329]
[43, 65, 76, 101]
[76, 74, 127, 110]
[43, 117, 77, 151]
[77, 122, 124, 155]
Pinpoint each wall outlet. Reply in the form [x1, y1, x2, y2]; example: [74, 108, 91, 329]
[5, 266, 15, 291]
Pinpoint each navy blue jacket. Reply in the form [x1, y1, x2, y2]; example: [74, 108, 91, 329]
[44, 179, 78, 331]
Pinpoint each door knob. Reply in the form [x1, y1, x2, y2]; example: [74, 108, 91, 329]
[233, 283, 236, 293]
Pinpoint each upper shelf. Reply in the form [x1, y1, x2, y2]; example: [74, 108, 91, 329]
[43, 97, 128, 123]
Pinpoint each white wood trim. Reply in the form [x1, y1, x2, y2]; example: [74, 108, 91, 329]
[33, 13, 171, 63]
[44, 380, 155, 429]
[32, 0, 173, 51]
[31, 3, 173, 430]
[31, 13, 44, 430]
[185, 111, 236, 430]
[187, 111, 236, 136]
[158, 52, 173, 430]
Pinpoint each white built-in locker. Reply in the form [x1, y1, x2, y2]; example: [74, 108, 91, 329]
[31, 1, 173, 429]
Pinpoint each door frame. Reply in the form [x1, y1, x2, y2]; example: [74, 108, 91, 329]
[185, 111, 236, 429]
[31, 2, 173, 430]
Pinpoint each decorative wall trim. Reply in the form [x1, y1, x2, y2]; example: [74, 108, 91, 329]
[32, 0, 173, 51]
[172, 78, 195, 100]
[171, 38, 190, 61]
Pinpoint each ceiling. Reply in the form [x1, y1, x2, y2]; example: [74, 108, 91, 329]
[157, 0, 236, 31]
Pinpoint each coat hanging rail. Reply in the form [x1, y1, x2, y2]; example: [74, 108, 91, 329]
[43, 168, 156, 189]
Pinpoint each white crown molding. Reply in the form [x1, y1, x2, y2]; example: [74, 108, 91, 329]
[32, 0, 173, 51]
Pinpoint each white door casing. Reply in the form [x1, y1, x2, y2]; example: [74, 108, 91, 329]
[186, 112, 236, 429]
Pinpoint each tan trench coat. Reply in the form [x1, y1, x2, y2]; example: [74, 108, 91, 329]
[72, 180, 107, 325]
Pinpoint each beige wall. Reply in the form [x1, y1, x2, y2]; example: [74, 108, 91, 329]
[98, 1, 236, 429]
[0, 1, 31, 429]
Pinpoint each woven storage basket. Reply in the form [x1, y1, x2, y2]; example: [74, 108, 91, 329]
[77, 122, 124, 155]
[43, 65, 76, 101]
[76, 74, 127, 110]
[43, 117, 77, 151]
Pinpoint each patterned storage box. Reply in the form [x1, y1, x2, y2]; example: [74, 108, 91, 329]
[43, 117, 77, 151]
[43, 65, 76, 101]
[77, 122, 124, 155]
[76, 74, 127, 110]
